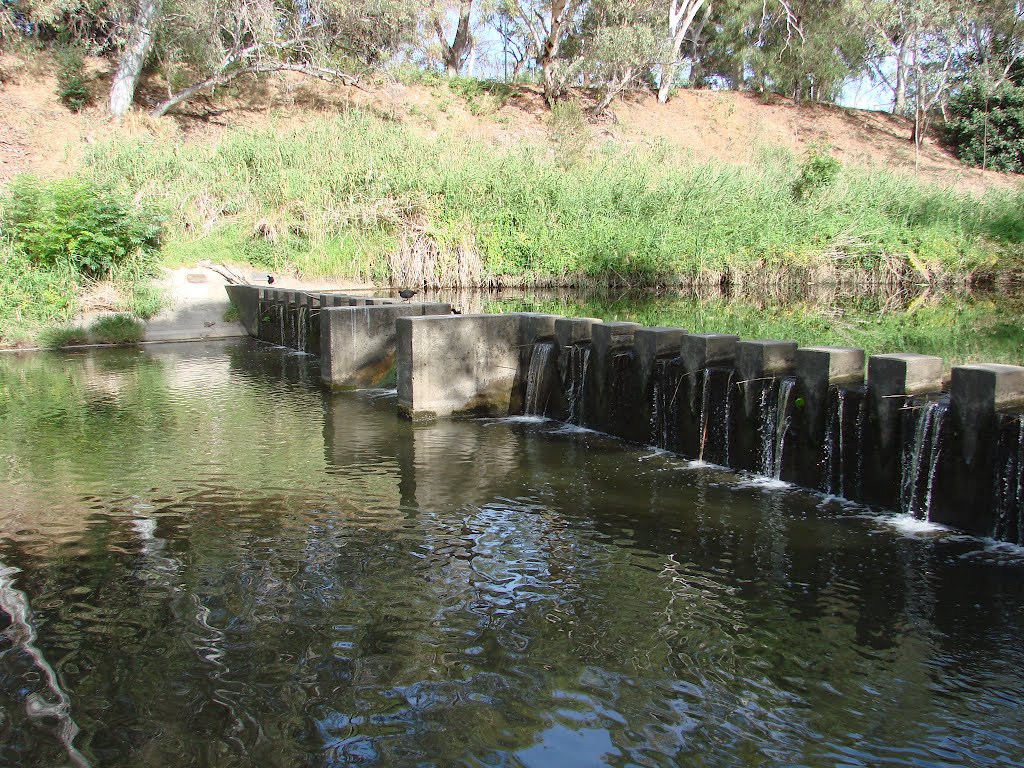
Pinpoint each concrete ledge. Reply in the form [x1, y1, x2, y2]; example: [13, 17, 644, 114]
[681, 333, 740, 373]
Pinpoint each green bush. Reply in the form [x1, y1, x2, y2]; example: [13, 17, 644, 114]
[55, 47, 92, 112]
[947, 83, 1024, 173]
[89, 314, 145, 344]
[2, 176, 162, 277]
[792, 146, 841, 200]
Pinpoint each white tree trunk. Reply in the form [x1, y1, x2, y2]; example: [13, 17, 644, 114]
[657, 0, 706, 105]
[109, 0, 162, 117]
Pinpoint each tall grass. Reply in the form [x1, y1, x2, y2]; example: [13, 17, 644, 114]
[83, 112, 1024, 286]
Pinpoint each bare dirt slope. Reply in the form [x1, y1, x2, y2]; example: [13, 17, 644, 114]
[1, 52, 1019, 194]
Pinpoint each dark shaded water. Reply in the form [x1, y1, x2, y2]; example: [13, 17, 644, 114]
[1, 341, 1024, 767]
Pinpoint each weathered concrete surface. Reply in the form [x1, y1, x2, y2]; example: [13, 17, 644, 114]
[397, 314, 521, 420]
[862, 353, 944, 509]
[322, 302, 451, 389]
[585, 322, 642, 436]
[793, 347, 865, 489]
[632, 328, 688, 445]
[929, 364, 1024, 534]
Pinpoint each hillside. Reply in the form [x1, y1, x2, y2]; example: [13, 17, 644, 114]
[0, 53, 1019, 195]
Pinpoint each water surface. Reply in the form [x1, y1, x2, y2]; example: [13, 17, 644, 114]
[1, 341, 1023, 767]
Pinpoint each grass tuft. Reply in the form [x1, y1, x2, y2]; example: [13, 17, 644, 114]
[39, 325, 90, 349]
[89, 314, 146, 345]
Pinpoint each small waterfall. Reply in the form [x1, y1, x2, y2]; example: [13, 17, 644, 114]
[824, 387, 867, 498]
[900, 399, 949, 519]
[650, 359, 682, 450]
[566, 343, 591, 425]
[993, 414, 1024, 544]
[277, 303, 286, 347]
[697, 368, 734, 466]
[524, 341, 557, 416]
[296, 305, 309, 352]
[759, 378, 795, 480]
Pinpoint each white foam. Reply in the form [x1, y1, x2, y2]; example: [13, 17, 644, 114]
[881, 513, 949, 536]
[735, 476, 792, 491]
[484, 415, 551, 425]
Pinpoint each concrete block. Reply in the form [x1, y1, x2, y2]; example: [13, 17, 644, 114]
[397, 314, 522, 419]
[321, 302, 451, 389]
[555, 317, 602, 348]
[518, 313, 562, 344]
[224, 285, 260, 337]
[681, 334, 739, 373]
[796, 347, 865, 392]
[868, 353, 945, 400]
[736, 340, 798, 382]
[635, 328, 688, 364]
[951, 364, 1024, 462]
[592, 322, 642, 352]
[349, 298, 369, 306]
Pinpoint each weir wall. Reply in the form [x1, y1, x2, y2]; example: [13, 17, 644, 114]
[226, 286, 1024, 544]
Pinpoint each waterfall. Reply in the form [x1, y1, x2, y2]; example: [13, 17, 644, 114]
[566, 343, 591, 425]
[609, 350, 635, 420]
[277, 303, 286, 347]
[296, 305, 308, 353]
[993, 414, 1024, 544]
[759, 378, 795, 480]
[900, 399, 949, 519]
[697, 368, 734, 466]
[524, 341, 557, 416]
[824, 387, 867, 498]
[650, 359, 682, 450]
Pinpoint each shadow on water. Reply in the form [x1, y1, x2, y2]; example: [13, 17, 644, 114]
[0, 340, 1023, 766]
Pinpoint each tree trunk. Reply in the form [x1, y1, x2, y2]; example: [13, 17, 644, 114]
[438, 0, 474, 78]
[894, 37, 909, 115]
[109, 0, 161, 117]
[657, 1, 706, 104]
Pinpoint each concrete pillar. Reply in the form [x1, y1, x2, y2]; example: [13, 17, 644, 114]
[676, 334, 740, 461]
[930, 364, 1024, 533]
[397, 314, 521, 420]
[732, 340, 798, 473]
[554, 317, 601, 424]
[224, 285, 260, 336]
[321, 302, 451, 389]
[633, 328, 687, 446]
[862, 353, 944, 509]
[793, 346, 865, 490]
[586, 322, 641, 435]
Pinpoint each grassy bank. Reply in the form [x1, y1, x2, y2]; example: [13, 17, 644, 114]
[82, 111, 1024, 288]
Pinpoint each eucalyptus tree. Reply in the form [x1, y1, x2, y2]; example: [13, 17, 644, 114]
[502, 0, 587, 105]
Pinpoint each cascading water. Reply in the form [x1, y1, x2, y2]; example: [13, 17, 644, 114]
[900, 399, 949, 519]
[992, 414, 1024, 545]
[759, 378, 796, 480]
[650, 359, 682, 450]
[296, 305, 309, 353]
[697, 369, 734, 466]
[824, 387, 867, 498]
[609, 350, 635, 418]
[565, 344, 591, 425]
[277, 304, 287, 347]
[524, 341, 558, 416]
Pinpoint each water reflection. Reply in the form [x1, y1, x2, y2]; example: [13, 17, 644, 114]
[0, 341, 1023, 766]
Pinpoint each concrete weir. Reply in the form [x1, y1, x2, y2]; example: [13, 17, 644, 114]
[393, 312, 1024, 545]
[226, 286, 1024, 545]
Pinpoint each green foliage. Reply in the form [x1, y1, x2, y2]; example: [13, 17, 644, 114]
[0, 240, 79, 342]
[946, 82, 1024, 173]
[126, 281, 166, 319]
[2, 175, 163, 277]
[39, 324, 89, 348]
[224, 302, 242, 323]
[792, 146, 842, 200]
[446, 77, 512, 115]
[81, 113, 1024, 288]
[54, 46, 92, 112]
[547, 99, 591, 167]
[89, 314, 145, 344]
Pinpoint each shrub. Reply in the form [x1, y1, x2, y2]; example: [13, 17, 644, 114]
[55, 47, 92, 112]
[792, 146, 841, 200]
[89, 314, 145, 344]
[946, 82, 1024, 173]
[2, 176, 162, 277]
